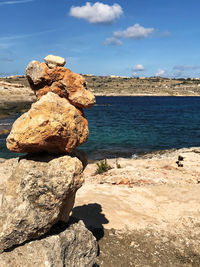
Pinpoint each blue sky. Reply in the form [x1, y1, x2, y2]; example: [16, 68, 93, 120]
[0, 0, 200, 77]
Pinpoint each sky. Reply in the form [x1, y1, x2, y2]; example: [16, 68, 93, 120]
[0, 0, 200, 78]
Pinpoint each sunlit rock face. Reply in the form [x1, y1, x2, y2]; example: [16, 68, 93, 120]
[26, 56, 96, 109]
[0, 152, 86, 253]
[7, 92, 89, 154]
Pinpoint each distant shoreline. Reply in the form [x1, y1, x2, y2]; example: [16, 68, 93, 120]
[94, 93, 200, 97]
[1, 75, 200, 97]
[0, 75, 200, 118]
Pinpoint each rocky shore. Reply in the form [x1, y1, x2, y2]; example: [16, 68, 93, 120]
[0, 79, 36, 117]
[74, 147, 200, 266]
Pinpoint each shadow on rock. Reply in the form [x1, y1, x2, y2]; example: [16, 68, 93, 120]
[18, 149, 88, 169]
[71, 203, 109, 241]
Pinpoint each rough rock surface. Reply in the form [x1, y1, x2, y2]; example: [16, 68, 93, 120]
[0, 220, 98, 267]
[6, 92, 89, 154]
[44, 54, 66, 68]
[0, 152, 85, 253]
[84, 147, 200, 186]
[26, 59, 95, 108]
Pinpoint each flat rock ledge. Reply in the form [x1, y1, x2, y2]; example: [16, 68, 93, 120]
[0, 220, 98, 267]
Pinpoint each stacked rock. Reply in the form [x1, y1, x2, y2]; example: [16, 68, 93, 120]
[0, 55, 97, 266]
[7, 54, 95, 154]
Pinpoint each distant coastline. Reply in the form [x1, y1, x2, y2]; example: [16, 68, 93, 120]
[1, 74, 200, 118]
[0, 74, 200, 118]
[83, 75, 200, 97]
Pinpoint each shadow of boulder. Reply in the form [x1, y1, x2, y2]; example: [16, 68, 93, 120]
[71, 203, 109, 241]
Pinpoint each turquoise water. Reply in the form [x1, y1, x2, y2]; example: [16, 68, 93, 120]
[1, 96, 200, 159]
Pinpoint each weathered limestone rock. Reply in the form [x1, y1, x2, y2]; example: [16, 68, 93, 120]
[0, 220, 98, 267]
[6, 92, 89, 154]
[44, 54, 66, 68]
[26, 60, 50, 85]
[26, 57, 96, 108]
[0, 153, 86, 253]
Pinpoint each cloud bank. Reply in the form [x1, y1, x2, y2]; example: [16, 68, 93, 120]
[69, 2, 123, 24]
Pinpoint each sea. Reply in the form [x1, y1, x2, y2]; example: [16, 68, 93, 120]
[1, 96, 200, 160]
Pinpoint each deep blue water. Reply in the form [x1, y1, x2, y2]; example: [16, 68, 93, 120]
[1, 96, 200, 159]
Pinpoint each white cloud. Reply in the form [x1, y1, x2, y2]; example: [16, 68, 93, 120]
[104, 36, 122, 46]
[69, 2, 123, 24]
[133, 64, 145, 72]
[155, 69, 166, 77]
[0, 0, 33, 5]
[114, 24, 154, 39]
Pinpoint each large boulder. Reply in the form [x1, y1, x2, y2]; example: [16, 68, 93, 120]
[0, 152, 86, 253]
[0, 220, 98, 267]
[6, 92, 89, 154]
[26, 58, 95, 108]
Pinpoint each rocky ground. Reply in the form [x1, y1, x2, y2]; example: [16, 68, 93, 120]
[72, 147, 200, 266]
[0, 77, 36, 117]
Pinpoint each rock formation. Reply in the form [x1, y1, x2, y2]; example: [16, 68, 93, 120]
[2, 55, 97, 264]
[0, 219, 97, 267]
[0, 153, 86, 252]
[7, 55, 95, 154]
[0, 221, 97, 267]
[26, 59, 95, 108]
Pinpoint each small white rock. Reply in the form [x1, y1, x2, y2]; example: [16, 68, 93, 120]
[44, 55, 66, 68]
